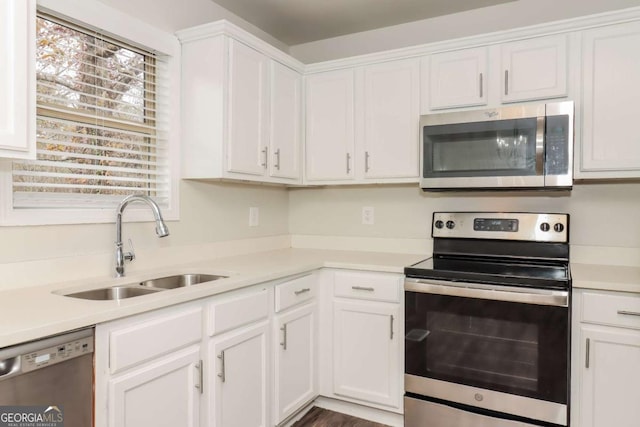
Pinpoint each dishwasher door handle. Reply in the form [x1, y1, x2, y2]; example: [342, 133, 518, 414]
[0, 356, 20, 381]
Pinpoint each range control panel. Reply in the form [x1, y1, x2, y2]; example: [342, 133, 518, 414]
[21, 335, 93, 374]
[432, 212, 569, 243]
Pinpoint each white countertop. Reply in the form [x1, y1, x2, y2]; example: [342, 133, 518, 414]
[0, 248, 426, 348]
[2, 244, 638, 349]
[571, 263, 640, 294]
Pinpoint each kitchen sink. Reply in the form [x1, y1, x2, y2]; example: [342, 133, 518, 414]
[61, 273, 228, 301]
[139, 273, 227, 289]
[64, 285, 164, 301]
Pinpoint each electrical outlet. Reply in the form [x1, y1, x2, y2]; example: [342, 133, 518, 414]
[362, 206, 374, 225]
[249, 207, 259, 227]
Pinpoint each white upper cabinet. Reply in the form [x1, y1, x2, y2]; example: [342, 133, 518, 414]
[0, 0, 34, 159]
[579, 21, 640, 178]
[305, 59, 420, 184]
[500, 34, 568, 103]
[227, 40, 270, 177]
[425, 47, 488, 110]
[305, 69, 355, 182]
[359, 58, 420, 180]
[178, 25, 303, 184]
[269, 61, 302, 180]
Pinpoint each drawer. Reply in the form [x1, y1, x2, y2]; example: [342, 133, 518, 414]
[334, 270, 401, 303]
[208, 288, 269, 336]
[582, 291, 640, 330]
[110, 307, 202, 374]
[275, 273, 317, 312]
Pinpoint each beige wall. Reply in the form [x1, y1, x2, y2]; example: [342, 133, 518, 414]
[289, 0, 640, 62]
[0, 181, 289, 264]
[289, 183, 640, 249]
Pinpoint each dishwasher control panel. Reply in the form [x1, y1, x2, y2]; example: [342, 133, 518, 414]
[21, 335, 94, 373]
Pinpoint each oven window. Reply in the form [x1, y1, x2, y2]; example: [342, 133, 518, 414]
[405, 292, 568, 404]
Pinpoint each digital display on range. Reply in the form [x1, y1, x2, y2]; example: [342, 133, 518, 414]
[474, 218, 519, 232]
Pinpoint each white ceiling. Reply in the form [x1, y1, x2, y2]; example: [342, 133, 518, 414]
[210, 0, 517, 46]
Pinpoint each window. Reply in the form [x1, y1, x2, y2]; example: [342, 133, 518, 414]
[0, 4, 179, 225]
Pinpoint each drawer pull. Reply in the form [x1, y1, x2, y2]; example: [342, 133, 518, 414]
[352, 286, 375, 292]
[294, 288, 311, 296]
[618, 310, 640, 317]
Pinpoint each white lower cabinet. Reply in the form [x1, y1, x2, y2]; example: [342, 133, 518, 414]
[333, 300, 401, 408]
[95, 302, 204, 427]
[210, 321, 270, 427]
[95, 269, 404, 426]
[108, 346, 201, 427]
[274, 303, 317, 424]
[574, 290, 640, 427]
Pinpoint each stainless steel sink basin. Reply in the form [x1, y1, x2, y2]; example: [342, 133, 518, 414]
[139, 273, 227, 289]
[60, 273, 228, 301]
[65, 286, 164, 301]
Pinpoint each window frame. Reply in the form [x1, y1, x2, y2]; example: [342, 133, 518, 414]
[0, 0, 181, 225]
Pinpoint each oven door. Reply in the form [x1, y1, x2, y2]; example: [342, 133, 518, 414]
[404, 278, 569, 426]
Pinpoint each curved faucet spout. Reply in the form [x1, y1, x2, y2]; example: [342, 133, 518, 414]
[115, 194, 170, 277]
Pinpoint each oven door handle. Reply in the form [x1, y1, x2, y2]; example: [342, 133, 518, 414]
[405, 278, 569, 307]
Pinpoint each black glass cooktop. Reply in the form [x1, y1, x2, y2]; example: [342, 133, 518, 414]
[405, 255, 570, 290]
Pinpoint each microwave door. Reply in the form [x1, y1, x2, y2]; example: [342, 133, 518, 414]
[421, 116, 545, 189]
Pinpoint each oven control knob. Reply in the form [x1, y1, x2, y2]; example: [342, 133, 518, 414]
[434, 220, 444, 229]
[540, 222, 550, 232]
[554, 223, 565, 233]
[446, 220, 455, 229]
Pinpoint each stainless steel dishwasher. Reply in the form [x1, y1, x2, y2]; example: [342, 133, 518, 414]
[0, 327, 94, 427]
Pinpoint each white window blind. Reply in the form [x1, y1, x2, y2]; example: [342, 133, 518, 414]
[12, 14, 170, 210]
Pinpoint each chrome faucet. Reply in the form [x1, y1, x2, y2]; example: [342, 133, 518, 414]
[115, 194, 169, 277]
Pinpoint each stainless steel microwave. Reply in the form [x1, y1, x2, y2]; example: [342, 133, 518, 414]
[420, 101, 574, 190]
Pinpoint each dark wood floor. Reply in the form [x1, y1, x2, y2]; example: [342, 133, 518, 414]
[292, 407, 390, 427]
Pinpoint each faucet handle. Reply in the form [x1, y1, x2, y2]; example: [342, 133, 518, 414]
[124, 238, 136, 262]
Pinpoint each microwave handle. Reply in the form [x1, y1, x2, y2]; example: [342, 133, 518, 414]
[535, 116, 545, 176]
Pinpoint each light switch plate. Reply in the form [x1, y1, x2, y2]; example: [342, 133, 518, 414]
[249, 207, 259, 226]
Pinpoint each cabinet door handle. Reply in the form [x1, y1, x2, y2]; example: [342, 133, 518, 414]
[195, 359, 204, 394]
[280, 324, 287, 350]
[294, 288, 310, 296]
[346, 153, 351, 174]
[274, 148, 281, 170]
[217, 351, 226, 382]
[390, 315, 394, 340]
[585, 338, 590, 369]
[365, 151, 370, 173]
[504, 70, 509, 96]
[261, 147, 268, 168]
[618, 310, 640, 317]
[352, 286, 374, 292]
[479, 73, 483, 98]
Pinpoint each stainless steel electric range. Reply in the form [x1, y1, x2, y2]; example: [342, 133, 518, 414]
[404, 212, 571, 427]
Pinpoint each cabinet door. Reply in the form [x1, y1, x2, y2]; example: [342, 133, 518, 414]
[305, 69, 355, 182]
[580, 327, 640, 427]
[108, 346, 201, 427]
[269, 61, 301, 181]
[427, 47, 487, 110]
[333, 300, 401, 408]
[227, 40, 269, 176]
[501, 34, 568, 103]
[580, 22, 640, 177]
[0, 0, 34, 159]
[274, 303, 317, 424]
[210, 321, 269, 427]
[361, 59, 420, 179]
